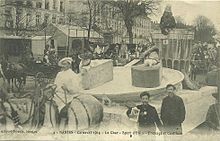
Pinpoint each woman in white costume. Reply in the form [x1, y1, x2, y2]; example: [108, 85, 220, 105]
[54, 57, 82, 112]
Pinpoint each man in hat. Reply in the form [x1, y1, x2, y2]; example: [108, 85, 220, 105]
[160, 84, 186, 135]
[78, 53, 92, 73]
[54, 57, 82, 122]
[205, 92, 220, 131]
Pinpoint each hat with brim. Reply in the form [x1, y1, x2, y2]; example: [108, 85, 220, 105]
[79, 53, 92, 60]
[58, 57, 73, 67]
[212, 93, 219, 99]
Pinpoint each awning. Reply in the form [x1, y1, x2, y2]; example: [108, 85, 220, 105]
[31, 36, 52, 40]
[52, 24, 103, 39]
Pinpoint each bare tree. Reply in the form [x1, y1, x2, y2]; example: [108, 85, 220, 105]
[105, 0, 159, 44]
[67, 0, 102, 41]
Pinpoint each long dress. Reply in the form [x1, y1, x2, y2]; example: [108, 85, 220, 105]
[54, 69, 82, 112]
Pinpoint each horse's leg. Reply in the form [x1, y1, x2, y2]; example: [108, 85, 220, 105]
[6, 78, 11, 93]
[15, 78, 20, 92]
[23, 75, 26, 85]
[11, 78, 14, 92]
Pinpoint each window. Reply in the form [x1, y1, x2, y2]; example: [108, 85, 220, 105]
[60, 2, 64, 12]
[58, 18, 63, 24]
[5, 17, 13, 28]
[26, 14, 31, 27]
[44, 14, 49, 23]
[52, 16, 56, 23]
[36, 2, 42, 8]
[163, 39, 169, 45]
[53, 0, 56, 9]
[36, 15, 40, 26]
[45, 1, 49, 10]
[5, 7, 12, 16]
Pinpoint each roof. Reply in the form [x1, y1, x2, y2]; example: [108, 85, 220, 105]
[54, 24, 103, 39]
[0, 35, 31, 40]
[31, 36, 52, 40]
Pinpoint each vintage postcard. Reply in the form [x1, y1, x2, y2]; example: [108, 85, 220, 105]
[0, 0, 220, 140]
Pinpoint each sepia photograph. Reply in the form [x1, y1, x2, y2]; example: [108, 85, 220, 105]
[0, 0, 220, 140]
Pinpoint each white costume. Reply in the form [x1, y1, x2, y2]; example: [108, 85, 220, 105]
[54, 58, 82, 111]
[0, 64, 3, 76]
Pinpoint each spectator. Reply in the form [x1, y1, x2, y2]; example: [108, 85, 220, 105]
[205, 93, 220, 133]
[161, 84, 186, 135]
[43, 52, 50, 65]
[94, 45, 102, 59]
[119, 40, 127, 59]
[71, 53, 81, 74]
[127, 92, 163, 134]
[35, 57, 42, 64]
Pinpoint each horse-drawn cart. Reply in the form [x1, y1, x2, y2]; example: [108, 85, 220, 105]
[25, 63, 60, 81]
[1, 59, 60, 93]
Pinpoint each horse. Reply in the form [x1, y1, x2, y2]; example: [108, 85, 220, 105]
[1, 81, 103, 131]
[1, 62, 27, 92]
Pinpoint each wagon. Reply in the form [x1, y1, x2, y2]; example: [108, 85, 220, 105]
[8, 61, 61, 93]
[24, 62, 61, 85]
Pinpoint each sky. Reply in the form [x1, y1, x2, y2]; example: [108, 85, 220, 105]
[150, 0, 220, 31]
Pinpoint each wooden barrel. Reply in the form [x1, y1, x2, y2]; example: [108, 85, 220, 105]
[68, 95, 103, 130]
[66, 95, 103, 130]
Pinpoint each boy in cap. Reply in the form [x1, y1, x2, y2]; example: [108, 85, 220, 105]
[127, 92, 163, 134]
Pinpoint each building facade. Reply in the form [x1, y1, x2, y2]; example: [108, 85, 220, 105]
[0, 0, 69, 36]
[67, 0, 152, 44]
[96, 2, 152, 44]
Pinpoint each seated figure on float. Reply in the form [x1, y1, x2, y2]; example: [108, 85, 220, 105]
[78, 53, 93, 73]
[35, 57, 103, 131]
[131, 46, 162, 88]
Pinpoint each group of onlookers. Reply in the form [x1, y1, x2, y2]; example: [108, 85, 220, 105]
[127, 84, 186, 136]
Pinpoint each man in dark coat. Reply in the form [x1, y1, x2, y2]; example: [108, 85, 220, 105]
[161, 84, 186, 135]
[127, 92, 163, 134]
[205, 93, 220, 132]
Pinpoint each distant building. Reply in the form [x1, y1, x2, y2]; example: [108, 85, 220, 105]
[96, 2, 152, 44]
[0, 0, 69, 36]
[67, 0, 152, 44]
[42, 24, 103, 57]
